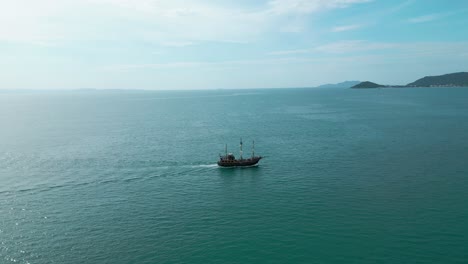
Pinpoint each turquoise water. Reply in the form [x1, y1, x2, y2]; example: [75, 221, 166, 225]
[1, 88, 468, 263]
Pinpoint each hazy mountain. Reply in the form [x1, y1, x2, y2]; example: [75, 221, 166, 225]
[316, 81, 360, 88]
[407, 72, 468, 87]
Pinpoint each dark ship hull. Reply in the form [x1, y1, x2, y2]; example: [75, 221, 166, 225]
[217, 156, 262, 167]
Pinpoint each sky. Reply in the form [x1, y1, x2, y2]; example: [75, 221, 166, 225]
[0, 0, 467, 90]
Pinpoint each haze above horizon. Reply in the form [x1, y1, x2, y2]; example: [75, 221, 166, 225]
[1, 0, 467, 90]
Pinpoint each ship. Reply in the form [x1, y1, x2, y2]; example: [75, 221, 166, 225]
[218, 139, 262, 167]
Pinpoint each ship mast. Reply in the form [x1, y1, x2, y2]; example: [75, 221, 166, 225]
[252, 140, 255, 158]
[240, 138, 243, 160]
[225, 144, 227, 158]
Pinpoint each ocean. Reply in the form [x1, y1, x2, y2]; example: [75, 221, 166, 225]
[1, 87, 467, 263]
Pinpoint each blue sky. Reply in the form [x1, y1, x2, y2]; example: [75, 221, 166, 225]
[1, 0, 467, 90]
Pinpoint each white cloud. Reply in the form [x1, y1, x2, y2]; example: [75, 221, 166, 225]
[0, 0, 373, 46]
[331, 24, 363, 32]
[0, 1, 68, 45]
[267, 0, 372, 15]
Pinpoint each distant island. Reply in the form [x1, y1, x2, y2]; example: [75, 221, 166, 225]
[351, 72, 468, 89]
[351, 81, 385, 88]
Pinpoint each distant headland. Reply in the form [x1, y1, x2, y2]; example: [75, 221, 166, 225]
[351, 72, 468, 89]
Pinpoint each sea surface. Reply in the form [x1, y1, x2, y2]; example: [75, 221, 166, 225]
[1, 87, 468, 263]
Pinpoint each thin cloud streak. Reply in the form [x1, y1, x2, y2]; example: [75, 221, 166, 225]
[267, 0, 372, 15]
[160, 41, 196, 47]
[104, 57, 318, 71]
[407, 13, 443, 23]
[268, 49, 310, 55]
[314, 40, 397, 53]
[331, 24, 363, 32]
